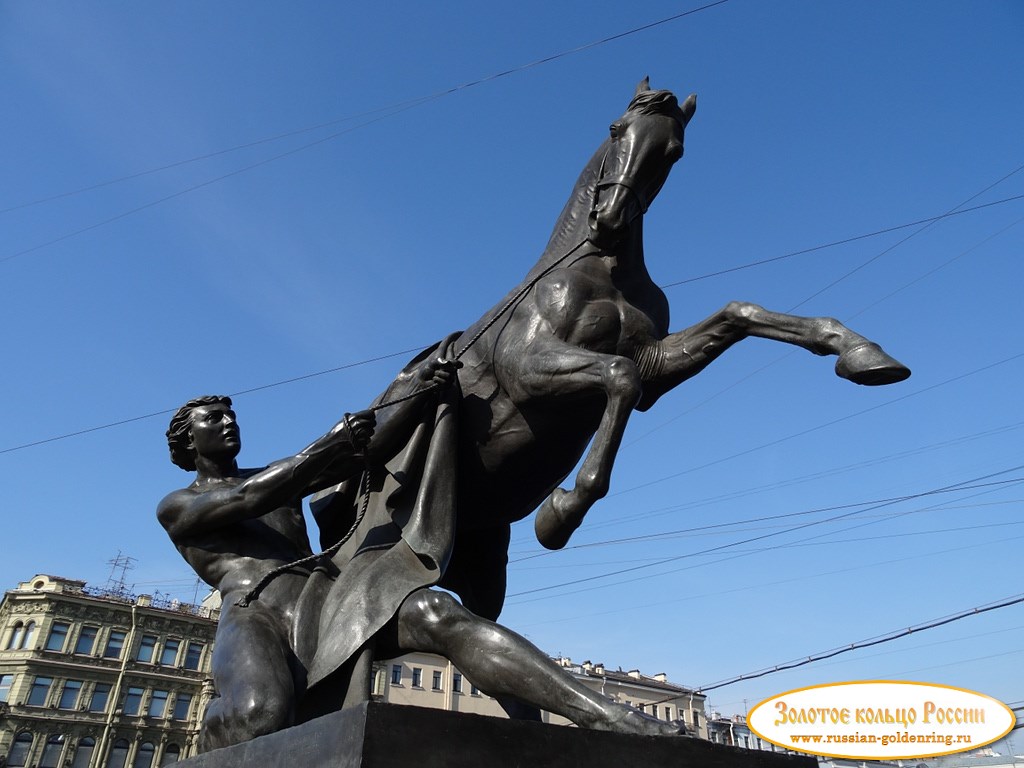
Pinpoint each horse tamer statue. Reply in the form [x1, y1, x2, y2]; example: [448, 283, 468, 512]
[165, 78, 910, 748]
[306, 77, 909, 716]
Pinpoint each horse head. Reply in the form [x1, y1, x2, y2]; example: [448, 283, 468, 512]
[588, 78, 696, 248]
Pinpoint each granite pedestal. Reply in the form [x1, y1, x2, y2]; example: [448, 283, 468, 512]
[177, 702, 818, 768]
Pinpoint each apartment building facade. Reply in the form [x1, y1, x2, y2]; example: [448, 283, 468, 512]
[0, 574, 217, 768]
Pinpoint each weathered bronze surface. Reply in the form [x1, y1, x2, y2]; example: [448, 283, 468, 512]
[160, 79, 909, 752]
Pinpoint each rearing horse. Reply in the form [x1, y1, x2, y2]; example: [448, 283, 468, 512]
[316, 78, 910, 632]
[443, 78, 910, 607]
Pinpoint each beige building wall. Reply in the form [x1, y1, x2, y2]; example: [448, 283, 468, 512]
[0, 574, 217, 768]
[374, 653, 707, 736]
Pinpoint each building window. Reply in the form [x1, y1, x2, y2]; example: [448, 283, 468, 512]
[107, 738, 130, 768]
[390, 664, 402, 685]
[123, 686, 145, 716]
[6, 622, 25, 650]
[411, 667, 422, 688]
[432, 671, 443, 691]
[651, 705, 658, 718]
[183, 642, 204, 670]
[470, 683, 480, 696]
[149, 689, 169, 718]
[28, 675, 53, 706]
[637, 703, 645, 713]
[59, 679, 83, 709]
[452, 673, 463, 693]
[39, 734, 66, 768]
[171, 692, 192, 721]
[104, 630, 127, 659]
[133, 741, 156, 768]
[692, 710, 701, 728]
[0, 673, 13, 702]
[159, 639, 180, 666]
[22, 621, 37, 649]
[137, 635, 157, 663]
[71, 737, 95, 768]
[159, 745, 181, 765]
[45, 621, 70, 651]
[663, 706, 672, 720]
[89, 682, 112, 712]
[7, 732, 33, 767]
[75, 626, 98, 655]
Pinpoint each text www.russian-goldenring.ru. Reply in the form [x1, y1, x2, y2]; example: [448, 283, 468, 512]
[790, 732, 973, 748]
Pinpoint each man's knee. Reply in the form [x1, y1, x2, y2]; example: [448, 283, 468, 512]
[203, 689, 294, 749]
[399, 589, 475, 650]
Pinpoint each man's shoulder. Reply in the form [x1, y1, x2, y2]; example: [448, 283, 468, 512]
[156, 485, 201, 528]
[156, 469, 267, 521]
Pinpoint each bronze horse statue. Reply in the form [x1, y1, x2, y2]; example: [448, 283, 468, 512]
[309, 78, 909, 685]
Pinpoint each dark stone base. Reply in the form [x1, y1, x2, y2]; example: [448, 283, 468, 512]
[177, 702, 817, 768]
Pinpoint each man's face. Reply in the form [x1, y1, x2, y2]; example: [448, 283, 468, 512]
[188, 402, 241, 463]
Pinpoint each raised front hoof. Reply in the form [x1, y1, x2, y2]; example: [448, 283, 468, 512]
[535, 488, 582, 551]
[835, 343, 911, 386]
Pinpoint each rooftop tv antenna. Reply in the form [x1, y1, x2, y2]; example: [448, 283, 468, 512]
[104, 551, 137, 597]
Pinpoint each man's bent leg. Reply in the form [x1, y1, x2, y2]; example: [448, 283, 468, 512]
[393, 589, 683, 737]
[201, 602, 299, 751]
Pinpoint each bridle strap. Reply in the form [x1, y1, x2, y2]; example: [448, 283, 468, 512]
[590, 145, 650, 222]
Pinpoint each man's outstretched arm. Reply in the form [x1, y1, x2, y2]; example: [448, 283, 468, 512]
[159, 412, 374, 541]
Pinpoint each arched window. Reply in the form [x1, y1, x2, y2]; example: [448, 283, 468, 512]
[71, 737, 96, 768]
[7, 732, 34, 767]
[132, 741, 155, 768]
[39, 734, 66, 768]
[159, 744, 181, 765]
[106, 738, 130, 768]
[6, 622, 25, 650]
[21, 621, 37, 649]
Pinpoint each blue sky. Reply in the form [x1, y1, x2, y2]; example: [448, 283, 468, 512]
[2, 2, 1022, 724]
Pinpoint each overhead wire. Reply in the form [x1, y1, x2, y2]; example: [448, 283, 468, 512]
[1, 1, 730, 242]
[505, 480, 1024, 605]
[674, 591, 1024, 696]
[0, 346, 425, 455]
[505, 463, 1024, 598]
[508, 479, 1024, 563]
[785, 162, 1024, 312]
[3, 204, 1023, 455]
[656, 194, 1024, 290]
[512, 531, 1024, 628]
[603, 350, 1024, 501]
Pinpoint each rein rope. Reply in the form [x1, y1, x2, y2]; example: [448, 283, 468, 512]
[235, 237, 592, 608]
[236, 146, 632, 608]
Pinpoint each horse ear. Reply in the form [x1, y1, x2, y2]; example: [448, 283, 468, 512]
[635, 76, 650, 95]
[681, 93, 697, 124]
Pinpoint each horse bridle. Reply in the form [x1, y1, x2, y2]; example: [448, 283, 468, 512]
[590, 141, 652, 224]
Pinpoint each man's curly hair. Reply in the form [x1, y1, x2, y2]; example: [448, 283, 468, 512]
[166, 395, 233, 472]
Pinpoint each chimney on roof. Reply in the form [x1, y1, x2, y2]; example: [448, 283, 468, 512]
[594, 663, 605, 675]
[654, 672, 668, 682]
[581, 660, 593, 671]
[628, 669, 641, 679]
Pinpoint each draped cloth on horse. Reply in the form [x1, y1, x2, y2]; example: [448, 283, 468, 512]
[303, 336, 461, 690]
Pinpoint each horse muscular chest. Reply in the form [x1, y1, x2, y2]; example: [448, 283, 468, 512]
[535, 268, 656, 356]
